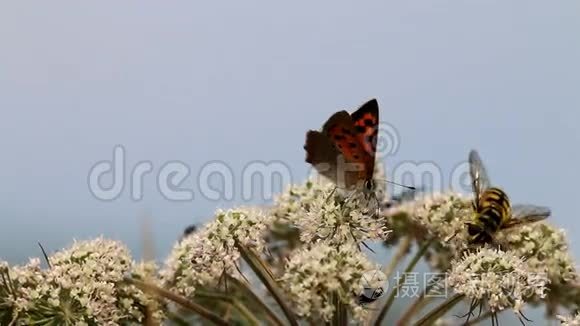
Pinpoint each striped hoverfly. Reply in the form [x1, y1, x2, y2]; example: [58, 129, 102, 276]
[465, 150, 551, 244]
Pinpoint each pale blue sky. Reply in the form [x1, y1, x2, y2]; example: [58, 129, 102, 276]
[0, 0, 579, 273]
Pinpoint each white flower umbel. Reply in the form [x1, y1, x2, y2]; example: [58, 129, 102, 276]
[280, 241, 385, 322]
[447, 247, 548, 316]
[278, 180, 390, 246]
[0, 258, 45, 322]
[400, 192, 472, 243]
[161, 208, 272, 297]
[123, 260, 166, 322]
[495, 222, 576, 295]
[384, 192, 473, 270]
[558, 313, 580, 325]
[274, 180, 334, 224]
[12, 238, 161, 325]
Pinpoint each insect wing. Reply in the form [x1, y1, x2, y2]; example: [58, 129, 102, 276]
[503, 204, 551, 229]
[468, 150, 492, 209]
[321, 110, 374, 188]
[304, 130, 344, 184]
[350, 99, 379, 179]
[322, 111, 370, 164]
[304, 99, 381, 188]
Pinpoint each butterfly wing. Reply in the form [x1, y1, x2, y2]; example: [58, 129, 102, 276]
[322, 110, 373, 188]
[350, 99, 379, 180]
[503, 204, 551, 229]
[304, 99, 379, 188]
[468, 150, 492, 211]
[304, 130, 343, 182]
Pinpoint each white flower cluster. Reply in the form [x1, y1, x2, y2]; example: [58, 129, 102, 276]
[447, 247, 548, 314]
[273, 180, 331, 223]
[161, 208, 271, 297]
[384, 192, 473, 270]
[296, 190, 390, 245]
[124, 260, 166, 321]
[275, 180, 390, 246]
[280, 241, 385, 322]
[558, 313, 580, 325]
[0, 258, 45, 323]
[389, 192, 472, 243]
[1, 238, 162, 325]
[495, 222, 576, 289]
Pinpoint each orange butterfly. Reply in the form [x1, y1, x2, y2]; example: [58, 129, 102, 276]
[304, 99, 380, 194]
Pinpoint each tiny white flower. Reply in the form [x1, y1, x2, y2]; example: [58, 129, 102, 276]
[558, 313, 580, 325]
[161, 208, 272, 297]
[2, 237, 163, 324]
[280, 242, 385, 322]
[447, 247, 547, 316]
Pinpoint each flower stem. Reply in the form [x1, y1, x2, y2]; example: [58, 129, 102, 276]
[332, 292, 348, 326]
[413, 293, 465, 326]
[364, 236, 412, 325]
[125, 277, 229, 326]
[194, 291, 260, 325]
[228, 276, 286, 326]
[237, 243, 299, 326]
[373, 239, 433, 326]
[397, 273, 443, 325]
[383, 236, 412, 280]
[333, 293, 340, 326]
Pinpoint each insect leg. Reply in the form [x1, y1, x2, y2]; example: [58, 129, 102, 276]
[325, 186, 337, 203]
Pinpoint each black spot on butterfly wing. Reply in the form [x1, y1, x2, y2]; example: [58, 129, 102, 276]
[350, 99, 379, 178]
[321, 110, 369, 163]
[354, 125, 365, 133]
[304, 130, 364, 188]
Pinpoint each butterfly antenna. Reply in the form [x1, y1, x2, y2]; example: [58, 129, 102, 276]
[375, 178, 416, 191]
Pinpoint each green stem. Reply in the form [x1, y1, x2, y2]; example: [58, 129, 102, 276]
[195, 291, 260, 325]
[332, 293, 340, 326]
[413, 294, 465, 326]
[397, 273, 444, 325]
[339, 294, 347, 326]
[373, 239, 433, 326]
[364, 237, 412, 325]
[125, 278, 229, 326]
[228, 276, 285, 326]
[383, 236, 412, 280]
[237, 243, 299, 326]
[331, 291, 347, 326]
